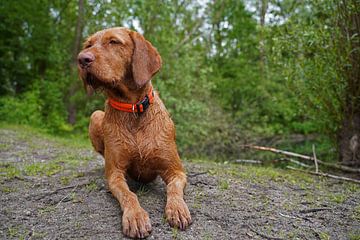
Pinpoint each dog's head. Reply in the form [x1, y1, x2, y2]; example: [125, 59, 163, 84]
[77, 27, 162, 94]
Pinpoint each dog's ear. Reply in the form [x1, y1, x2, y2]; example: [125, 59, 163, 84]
[129, 31, 162, 87]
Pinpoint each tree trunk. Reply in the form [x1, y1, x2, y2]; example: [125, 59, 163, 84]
[338, 112, 360, 166]
[258, 0, 268, 81]
[337, 0, 360, 166]
[72, 0, 84, 66]
[67, 0, 84, 125]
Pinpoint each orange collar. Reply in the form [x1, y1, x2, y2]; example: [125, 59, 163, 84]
[108, 87, 154, 113]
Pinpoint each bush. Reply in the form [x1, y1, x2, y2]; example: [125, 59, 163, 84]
[0, 86, 43, 127]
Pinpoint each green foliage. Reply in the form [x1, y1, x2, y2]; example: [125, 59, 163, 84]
[272, 0, 360, 140]
[0, 79, 71, 132]
[0, 84, 43, 126]
[0, 0, 357, 161]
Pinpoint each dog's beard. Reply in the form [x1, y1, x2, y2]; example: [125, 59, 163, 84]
[83, 72, 118, 94]
[81, 67, 133, 98]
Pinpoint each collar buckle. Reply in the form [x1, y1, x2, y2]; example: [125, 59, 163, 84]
[137, 95, 150, 113]
[108, 87, 154, 113]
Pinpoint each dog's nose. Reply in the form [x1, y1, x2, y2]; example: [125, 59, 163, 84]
[78, 52, 95, 68]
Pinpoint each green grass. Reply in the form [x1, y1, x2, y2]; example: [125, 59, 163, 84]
[192, 189, 204, 209]
[7, 226, 28, 240]
[60, 176, 72, 185]
[202, 160, 315, 186]
[55, 152, 93, 167]
[86, 180, 98, 192]
[349, 233, 360, 240]
[319, 232, 331, 240]
[171, 227, 179, 239]
[1, 186, 14, 193]
[0, 143, 10, 151]
[137, 184, 150, 196]
[0, 161, 63, 179]
[328, 193, 347, 204]
[218, 179, 229, 190]
[24, 162, 63, 176]
[352, 205, 360, 221]
[187, 158, 360, 200]
[0, 123, 90, 149]
[0, 123, 99, 180]
[1, 123, 359, 198]
[8, 227, 19, 238]
[38, 206, 56, 215]
[0, 163, 21, 179]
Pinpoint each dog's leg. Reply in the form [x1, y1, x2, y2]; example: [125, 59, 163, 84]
[105, 161, 152, 239]
[161, 169, 192, 230]
[89, 110, 105, 156]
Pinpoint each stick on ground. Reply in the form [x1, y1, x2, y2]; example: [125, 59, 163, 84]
[312, 144, 319, 173]
[287, 166, 360, 184]
[56, 183, 79, 208]
[235, 159, 262, 164]
[242, 145, 360, 173]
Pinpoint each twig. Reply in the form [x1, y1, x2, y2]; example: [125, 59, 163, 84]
[279, 212, 298, 219]
[299, 208, 331, 214]
[235, 158, 311, 167]
[190, 180, 209, 186]
[187, 172, 207, 177]
[31, 180, 93, 201]
[55, 183, 79, 208]
[278, 158, 311, 168]
[13, 176, 38, 182]
[248, 225, 284, 240]
[312, 144, 319, 173]
[242, 145, 360, 173]
[279, 212, 313, 223]
[287, 166, 360, 184]
[235, 159, 262, 164]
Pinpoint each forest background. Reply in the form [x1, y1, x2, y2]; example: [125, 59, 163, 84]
[0, 0, 359, 167]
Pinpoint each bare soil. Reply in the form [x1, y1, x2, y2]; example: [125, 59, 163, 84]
[0, 127, 359, 239]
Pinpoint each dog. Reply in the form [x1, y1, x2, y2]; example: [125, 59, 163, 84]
[77, 27, 191, 239]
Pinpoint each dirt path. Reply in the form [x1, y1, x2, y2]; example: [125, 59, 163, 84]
[0, 126, 359, 239]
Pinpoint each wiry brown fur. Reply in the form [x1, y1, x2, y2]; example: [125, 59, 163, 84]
[78, 27, 191, 239]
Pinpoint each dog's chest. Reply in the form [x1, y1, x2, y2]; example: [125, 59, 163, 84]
[125, 127, 169, 182]
[104, 102, 175, 163]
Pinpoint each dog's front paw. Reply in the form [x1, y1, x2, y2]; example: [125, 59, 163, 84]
[165, 197, 192, 230]
[122, 207, 152, 239]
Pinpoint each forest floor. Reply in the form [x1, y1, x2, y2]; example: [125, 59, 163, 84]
[0, 125, 359, 240]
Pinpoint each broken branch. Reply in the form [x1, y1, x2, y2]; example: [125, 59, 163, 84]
[287, 166, 360, 184]
[312, 144, 319, 173]
[55, 183, 79, 208]
[242, 145, 360, 173]
[187, 171, 208, 177]
[235, 159, 262, 164]
[234, 158, 311, 168]
[299, 208, 331, 214]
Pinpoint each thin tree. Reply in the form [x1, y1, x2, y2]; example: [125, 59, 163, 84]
[337, 0, 360, 166]
[258, 0, 268, 81]
[67, 0, 84, 124]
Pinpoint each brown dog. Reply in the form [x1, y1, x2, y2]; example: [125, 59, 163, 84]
[77, 27, 191, 238]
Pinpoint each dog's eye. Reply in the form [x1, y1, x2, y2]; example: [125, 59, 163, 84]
[84, 44, 92, 49]
[109, 39, 121, 45]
